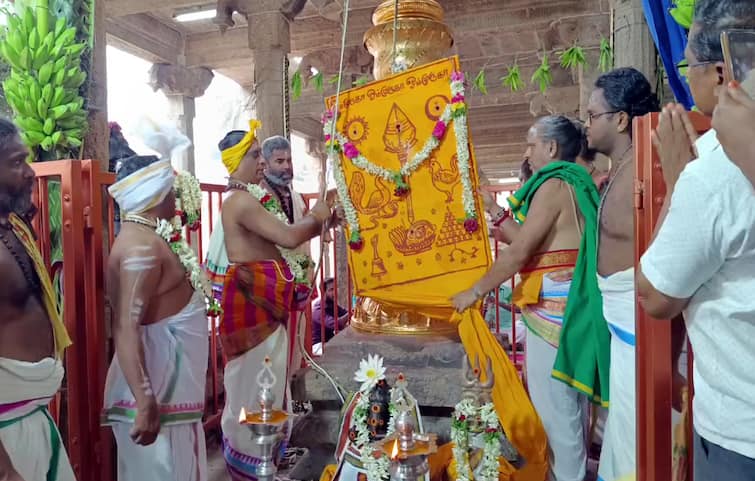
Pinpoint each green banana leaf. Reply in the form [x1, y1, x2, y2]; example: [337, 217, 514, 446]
[670, 0, 695, 30]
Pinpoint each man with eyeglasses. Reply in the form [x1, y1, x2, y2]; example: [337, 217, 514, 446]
[583, 67, 676, 481]
[638, 1, 755, 479]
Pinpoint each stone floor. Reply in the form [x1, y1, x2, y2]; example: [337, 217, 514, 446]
[207, 437, 231, 481]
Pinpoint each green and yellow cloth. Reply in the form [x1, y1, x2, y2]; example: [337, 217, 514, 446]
[508, 161, 610, 406]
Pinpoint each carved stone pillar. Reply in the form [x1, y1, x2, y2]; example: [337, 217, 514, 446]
[148, 64, 214, 173]
[612, 0, 657, 87]
[248, 9, 290, 140]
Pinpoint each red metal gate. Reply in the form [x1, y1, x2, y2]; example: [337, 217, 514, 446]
[634, 112, 711, 481]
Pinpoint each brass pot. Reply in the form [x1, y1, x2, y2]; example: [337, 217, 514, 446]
[364, 0, 454, 80]
[351, 296, 459, 337]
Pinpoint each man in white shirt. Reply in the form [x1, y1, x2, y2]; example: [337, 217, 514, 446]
[638, 1, 755, 479]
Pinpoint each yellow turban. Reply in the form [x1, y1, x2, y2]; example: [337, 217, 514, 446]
[221, 119, 262, 175]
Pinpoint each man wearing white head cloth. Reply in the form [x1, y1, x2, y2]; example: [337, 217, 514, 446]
[102, 155, 209, 481]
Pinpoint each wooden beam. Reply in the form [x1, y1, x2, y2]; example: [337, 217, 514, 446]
[185, 27, 250, 69]
[106, 0, 212, 17]
[106, 14, 184, 64]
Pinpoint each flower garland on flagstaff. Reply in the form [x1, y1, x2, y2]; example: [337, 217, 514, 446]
[246, 183, 313, 292]
[352, 355, 397, 481]
[154, 219, 222, 315]
[323, 71, 479, 250]
[174, 171, 202, 231]
[450, 400, 503, 481]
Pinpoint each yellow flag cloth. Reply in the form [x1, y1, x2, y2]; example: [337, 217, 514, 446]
[326, 57, 548, 481]
[9, 214, 72, 358]
[221, 119, 261, 175]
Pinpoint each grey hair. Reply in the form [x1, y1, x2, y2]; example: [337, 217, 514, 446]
[691, 0, 755, 61]
[261, 136, 291, 160]
[534, 115, 583, 163]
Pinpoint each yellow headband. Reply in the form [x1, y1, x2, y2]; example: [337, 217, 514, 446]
[221, 119, 262, 175]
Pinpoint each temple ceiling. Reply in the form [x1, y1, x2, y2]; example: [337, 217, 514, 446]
[105, 0, 610, 181]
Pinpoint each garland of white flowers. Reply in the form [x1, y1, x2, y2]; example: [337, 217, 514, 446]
[246, 183, 313, 288]
[174, 171, 202, 230]
[450, 400, 502, 481]
[323, 71, 479, 250]
[154, 218, 222, 315]
[351, 355, 398, 481]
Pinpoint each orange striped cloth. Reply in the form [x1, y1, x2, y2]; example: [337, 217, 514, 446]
[219, 260, 295, 360]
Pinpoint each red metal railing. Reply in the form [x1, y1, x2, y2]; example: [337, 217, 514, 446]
[634, 112, 710, 481]
[28, 161, 524, 481]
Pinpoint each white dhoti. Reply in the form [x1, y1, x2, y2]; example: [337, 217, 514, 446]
[0, 357, 76, 481]
[523, 273, 589, 481]
[526, 332, 590, 481]
[221, 325, 289, 481]
[597, 268, 680, 481]
[103, 292, 209, 481]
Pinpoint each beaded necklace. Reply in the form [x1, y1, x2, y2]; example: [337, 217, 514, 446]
[0, 219, 40, 292]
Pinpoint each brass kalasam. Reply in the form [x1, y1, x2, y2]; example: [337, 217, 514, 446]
[351, 296, 459, 337]
[364, 0, 454, 80]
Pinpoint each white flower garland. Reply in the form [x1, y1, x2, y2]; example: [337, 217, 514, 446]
[174, 171, 202, 230]
[323, 71, 479, 249]
[154, 219, 221, 314]
[349, 355, 398, 481]
[245, 183, 313, 288]
[450, 400, 502, 481]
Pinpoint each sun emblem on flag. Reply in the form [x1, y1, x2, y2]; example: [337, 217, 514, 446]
[345, 116, 369, 145]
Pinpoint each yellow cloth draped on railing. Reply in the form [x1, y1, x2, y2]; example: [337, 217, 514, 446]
[326, 57, 547, 481]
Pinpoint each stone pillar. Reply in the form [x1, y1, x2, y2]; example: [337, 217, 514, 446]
[166, 95, 197, 173]
[83, 0, 108, 169]
[248, 8, 291, 140]
[148, 64, 214, 173]
[612, 0, 657, 87]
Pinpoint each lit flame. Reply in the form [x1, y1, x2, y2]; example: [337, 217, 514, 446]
[239, 407, 247, 423]
[390, 439, 399, 460]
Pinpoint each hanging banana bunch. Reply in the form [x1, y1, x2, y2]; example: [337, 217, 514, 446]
[0, 0, 88, 156]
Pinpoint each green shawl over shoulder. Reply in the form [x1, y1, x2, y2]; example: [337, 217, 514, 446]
[507, 161, 610, 406]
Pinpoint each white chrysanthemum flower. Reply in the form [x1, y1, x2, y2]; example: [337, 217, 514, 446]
[354, 354, 386, 393]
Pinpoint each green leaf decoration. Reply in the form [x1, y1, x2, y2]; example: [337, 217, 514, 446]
[531, 54, 553, 94]
[328, 74, 341, 85]
[501, 64, 525, 92]
[670, 0, 696, 30]
[559, 44, 587, 70]
[312, 71, 324, 93]
[599, 37, 614, 73]
[473, 69, 488, 95]
[291, 70, 303, 101]
[353, 75, 371, 87]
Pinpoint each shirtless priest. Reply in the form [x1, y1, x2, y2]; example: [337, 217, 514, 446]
[212, 123, 338, 481]
[452, 115, 609, 481]
[0, 119, 76, 481]
[103, 155, 209, 481]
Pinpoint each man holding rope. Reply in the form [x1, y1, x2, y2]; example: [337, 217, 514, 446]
[207, 120, 340, 481]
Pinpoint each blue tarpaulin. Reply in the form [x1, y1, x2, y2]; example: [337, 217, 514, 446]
[641, 0, 695, 109]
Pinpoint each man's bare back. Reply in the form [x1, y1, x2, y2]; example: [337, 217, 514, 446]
[531, 179, 584, 255]
[0, 227, 53, 362]
[597, 160, 634, 276]
[107, 224, 194, 325]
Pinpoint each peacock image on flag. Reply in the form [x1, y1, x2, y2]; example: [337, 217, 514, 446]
[324, 56, 492, 301]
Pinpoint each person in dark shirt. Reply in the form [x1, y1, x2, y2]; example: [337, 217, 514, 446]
[311, 277, 349, 348]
